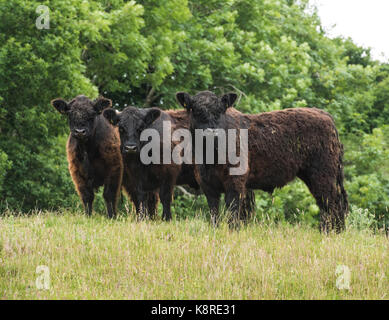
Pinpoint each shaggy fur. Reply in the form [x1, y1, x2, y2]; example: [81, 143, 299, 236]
[177, 91, 349, 232]
[52, 95, 124, 217]
[120, 153, 160, 219]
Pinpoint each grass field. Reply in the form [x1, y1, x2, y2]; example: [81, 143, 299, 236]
[0, 211, 388, 300]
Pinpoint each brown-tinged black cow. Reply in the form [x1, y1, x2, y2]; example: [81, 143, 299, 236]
[176, 91, 348, 233]
[51, 95, 125, 218]
[103, 107, 198, 220]
[104, 106, 256, 222]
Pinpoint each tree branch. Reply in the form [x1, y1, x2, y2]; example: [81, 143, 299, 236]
[144, 86, 160, 108]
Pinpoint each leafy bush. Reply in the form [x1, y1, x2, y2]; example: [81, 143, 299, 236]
[346, 206, 378, 231]
[344, 126, 389, 228]
[171, 191, 208, 220]
[0, 149, 11, 197]
[254, 180, 319, 227]
[346, 174, 389, 222]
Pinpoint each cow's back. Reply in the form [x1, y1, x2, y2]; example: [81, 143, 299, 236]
[240, 108, 339, 190]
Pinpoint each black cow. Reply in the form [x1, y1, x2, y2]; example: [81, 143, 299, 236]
[176, 90, 348, 232]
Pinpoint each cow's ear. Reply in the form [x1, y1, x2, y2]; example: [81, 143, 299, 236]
[51, 98, 70, 114]
[144, 108, 161, 126]
[221, 93, 238, 111]
[103, 109, 120, 126]
[93, 97, 112, 114]
[176, 92, 192, 110]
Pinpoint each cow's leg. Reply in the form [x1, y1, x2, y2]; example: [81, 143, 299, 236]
[299, 169, 346, 234]
[129, 191, 141, 216]
[78, 182, 94, 216]
[241, 189, 256, 223]
[146, 191, 159, 219]
[103, 168, 122, 218]
[136, 189, 149, 221]
[225, 188, 244, 229]
[160, 181, 174, 221]
[208, 194, 221, 227]
[201, 184, 221, 226]
[121, 176, 141, 216]
[69, 162, 94, 216]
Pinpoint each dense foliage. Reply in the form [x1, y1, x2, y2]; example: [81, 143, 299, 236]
[0, 0, 387, 228]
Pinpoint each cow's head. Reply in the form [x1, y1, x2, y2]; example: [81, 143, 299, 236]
[103, 106, 161, 155]
[176, 91, 238, 133]
[51, 95, 112, 141]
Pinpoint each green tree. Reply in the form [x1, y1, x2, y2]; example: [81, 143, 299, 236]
[0, 0, 99, 210]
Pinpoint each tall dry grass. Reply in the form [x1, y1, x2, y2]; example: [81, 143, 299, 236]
[0, 211, 387, 299]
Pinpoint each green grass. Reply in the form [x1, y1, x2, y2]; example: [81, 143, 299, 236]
[0, 211, 388, 299]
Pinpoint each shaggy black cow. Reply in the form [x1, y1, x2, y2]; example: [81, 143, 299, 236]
[51, 95, 123, 217]
[103, 107, 199, 220]
[176, 90, 348, 232]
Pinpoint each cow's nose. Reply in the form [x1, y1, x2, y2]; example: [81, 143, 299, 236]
[123, 145, 137, 153]
[75, 129, 86, 135]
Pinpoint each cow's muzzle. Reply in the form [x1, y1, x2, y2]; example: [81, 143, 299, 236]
[123, 145, 137, 154]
